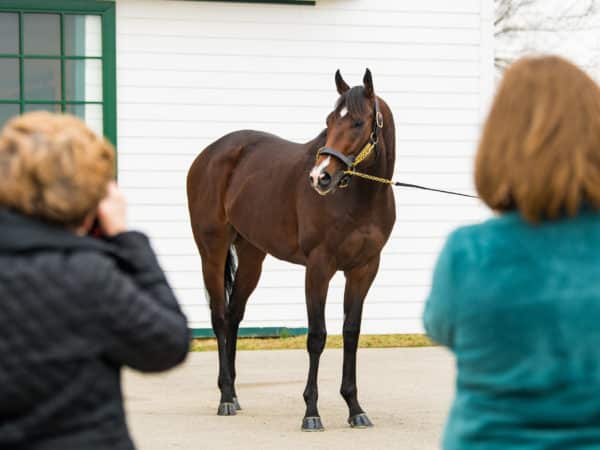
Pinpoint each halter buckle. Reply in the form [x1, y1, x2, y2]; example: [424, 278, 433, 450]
[376, 111, 383, 129]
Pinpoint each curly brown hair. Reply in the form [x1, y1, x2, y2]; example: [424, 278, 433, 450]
[475, 55, 600, 222]
[0, 112, 115, 226]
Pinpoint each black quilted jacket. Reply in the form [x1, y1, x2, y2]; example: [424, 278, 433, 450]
[0, 209, 190, 450]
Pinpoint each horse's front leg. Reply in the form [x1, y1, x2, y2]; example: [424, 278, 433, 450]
[341, 256, 380, 428]
[302, 251, 336, 432]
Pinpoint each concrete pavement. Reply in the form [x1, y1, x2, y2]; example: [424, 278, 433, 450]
[124, 347, 455, 450]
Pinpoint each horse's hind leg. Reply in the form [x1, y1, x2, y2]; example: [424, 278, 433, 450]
[340, 256, 380, 428]
[226, 237, 266, 410]
[196, 229, 238, 415]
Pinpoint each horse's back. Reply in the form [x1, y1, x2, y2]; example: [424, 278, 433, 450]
[187, 129, 308, 252]
[191, 130, 273, 188]
[190, 130, 300, 169]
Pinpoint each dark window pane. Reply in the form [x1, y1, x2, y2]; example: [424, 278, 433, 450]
[65, 59, 102, 101]
[24, 59, 61, 101]
[0, 104, 20, 129]
[0, 13, 19, 54]
[0, 59, 20, 100]
[64, 15, 102, 57]
[24, 103, 61, 113]
[23, 14, 60, 56]
[65, 103, 84, 118]
[65, 103, 103, 136]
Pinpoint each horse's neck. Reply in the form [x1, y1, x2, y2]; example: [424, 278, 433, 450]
[381, 134, 396, 181]
[360, 127, 395, 184]
[306, 129, 327, 153]
[379, 100, 396, 180]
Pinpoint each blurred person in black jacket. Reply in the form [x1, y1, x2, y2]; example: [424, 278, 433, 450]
[0, 112, 190, 450]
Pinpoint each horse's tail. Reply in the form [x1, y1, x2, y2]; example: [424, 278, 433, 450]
[224, 246, 237, 304]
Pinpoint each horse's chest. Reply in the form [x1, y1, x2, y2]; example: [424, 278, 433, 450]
[334, 226, 386, 269]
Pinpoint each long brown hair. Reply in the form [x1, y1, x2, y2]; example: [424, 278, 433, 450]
[475, 55, 600, 222]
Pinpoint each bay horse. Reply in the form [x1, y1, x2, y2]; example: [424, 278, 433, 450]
[186, 69, 396, 431]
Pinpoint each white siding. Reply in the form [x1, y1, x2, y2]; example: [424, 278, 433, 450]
[115, 0, 494, 334]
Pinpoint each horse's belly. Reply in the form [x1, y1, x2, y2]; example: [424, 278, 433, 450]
[227, 187, 305, 265]
[233, 223, 306, 265]
[240, 226, 301, 259]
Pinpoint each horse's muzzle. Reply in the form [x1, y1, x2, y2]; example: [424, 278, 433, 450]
[317, 171, 332, 189]
[309, 169, 345, 196]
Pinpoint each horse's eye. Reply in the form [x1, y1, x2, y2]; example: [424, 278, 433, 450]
[352, 120, 364, 128]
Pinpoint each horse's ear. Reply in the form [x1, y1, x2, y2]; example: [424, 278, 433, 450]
[363, 68, 374, 98]
[335, 69, 350, 95]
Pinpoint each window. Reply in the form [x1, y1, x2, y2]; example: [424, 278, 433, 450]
[0, 1, 116, 145]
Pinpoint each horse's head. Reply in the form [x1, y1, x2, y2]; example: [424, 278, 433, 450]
[309, 68, 383, 195]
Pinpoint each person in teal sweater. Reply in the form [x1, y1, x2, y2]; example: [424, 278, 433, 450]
[424, 55, 600, 450]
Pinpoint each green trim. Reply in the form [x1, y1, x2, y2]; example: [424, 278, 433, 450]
[101, 3, 116, 146]
[191, 327, 308, 338]
[189, 0, 315, 5]
[0, 1, 114, 13]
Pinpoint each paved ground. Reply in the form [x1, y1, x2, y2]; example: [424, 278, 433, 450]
[124, 347, 455, 450]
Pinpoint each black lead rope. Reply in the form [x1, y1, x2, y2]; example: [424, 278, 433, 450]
[392, 181, 479, 199]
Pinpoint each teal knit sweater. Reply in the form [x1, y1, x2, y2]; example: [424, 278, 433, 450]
[424, 210, 600, 450]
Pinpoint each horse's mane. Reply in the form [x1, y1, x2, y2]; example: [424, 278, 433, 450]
[308, 128, 327, 151]
[335, 86, 368, 117]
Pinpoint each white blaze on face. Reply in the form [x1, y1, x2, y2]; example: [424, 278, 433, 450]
[310, 156, 331, 188]
[340, 107, 348, 118]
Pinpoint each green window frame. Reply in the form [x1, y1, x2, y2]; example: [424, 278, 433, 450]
[0, 0, 116, 145]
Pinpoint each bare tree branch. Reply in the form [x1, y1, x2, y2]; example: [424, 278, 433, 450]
[494, 0, 599, 72]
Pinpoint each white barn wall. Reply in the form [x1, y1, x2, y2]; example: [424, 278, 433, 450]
[115, 0, 494, 334]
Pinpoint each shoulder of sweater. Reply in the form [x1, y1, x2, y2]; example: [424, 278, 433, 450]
[444, 213, 523, 262]
[453, 212, 521, 237]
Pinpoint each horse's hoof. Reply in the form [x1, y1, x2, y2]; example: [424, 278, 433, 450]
[217, 402, 237, 416]
[348, 413, 373, 428]
[301, 416, 324, 432]
[233, 397, 242, 411]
